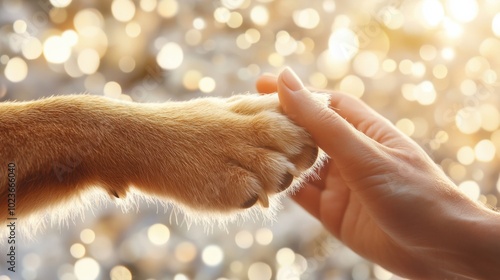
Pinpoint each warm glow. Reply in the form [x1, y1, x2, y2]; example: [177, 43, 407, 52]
[328, 28, 359, 62]
[202, 245, 224, 266]
[493, 13, 500, 37]
[250, 5, 269, 26]
[235, 230, 253, 249]
[80, 229, 95, 244]
[43, 36, 72, 64]
[109, 265, 132, 280]
[419, 0, 445, 27]
[248, 262, 272, 280]
[21, 37, 42, 60]
[475, 139, 496, 162]
[147, 223, 170, 245]
[157, 0, 178, 18]
[276, 247, 295, 266]
[112, 0, 136, 22]
[458, 181, 480, 200]
[74, 258, 100, 280]
[4, 57, 28, 83]
[157, 42, 183, 70]
[70, 243, 86, 258]
[446, 0, 478, 23]
[293, 8, 320, 29]
[78, 49, 100, 74]
[50, 0, 72, 8]
[199, 76, 216, 93]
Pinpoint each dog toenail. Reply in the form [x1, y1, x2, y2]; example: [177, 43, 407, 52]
[278, 173, 294, 192]
[241, 195, 259, 208]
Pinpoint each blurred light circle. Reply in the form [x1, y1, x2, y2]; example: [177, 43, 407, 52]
[104, 81, 122, 98]
[74, 258, 100, 280]
[328, 28, 359, 62]
[353, 51, 379, 77]
[199, 76, 216, 93]
[140, 0, 157, 12]
[457, 146, 475, 165]
[70, 243, 86, 258]
[235, 230, 253, 249]
[202, 245, 224, 266]
[248, 262, 272, 280]
[250, 5, 269, 26]
[227, 12, 243, 28]
[396, 118, 415, 136]
[4, 57, 28, 83]
[173, 274, 189, 280]
[175, 242, 197, 263]
[415, 81, 436, 105]
[157, 42, 183, 70]
[43, 36, 72, 64]
[110, 265, 132, 280]
[493, 14, 500, 37]
[293, 8, 320, 29]
[50, 0, 72, 8]
[480, 104, 500, 131]
[339, 75, 365, 98]
[112, 0, 136, 22]
[119, 56, 136, 73]
[446, 0, 478, 23]
[255, 228, 273, 245]
[419, 0, 444, 27]
[74, 9, 104, 33]
[21, 37, 43, 60]
[276, 248, 295, 266]
[147, 223, 170, 245]
[221, 0, 244, 9]
[80, 229, 95, 244]
[475, 140, 496, 162]
[456, 108, 481, 134]
[214, 7, 231, 23]
[458, 181, 480, 200]
[13, 20, 27, 33]
[420, 45, 437, 61]
[78, 49, 100, 75]
[158, 0, 178, 18]
[126, 22, 141, 37]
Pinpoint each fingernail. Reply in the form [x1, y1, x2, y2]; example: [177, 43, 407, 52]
[281, 67, 304, 91]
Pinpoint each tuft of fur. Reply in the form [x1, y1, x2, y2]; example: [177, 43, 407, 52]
[0, 93, 328, 240]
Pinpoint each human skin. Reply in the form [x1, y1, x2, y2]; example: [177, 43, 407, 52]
[256, 68, 500, 279]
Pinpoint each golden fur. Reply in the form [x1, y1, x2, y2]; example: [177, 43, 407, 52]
[0, 93, 325, 229]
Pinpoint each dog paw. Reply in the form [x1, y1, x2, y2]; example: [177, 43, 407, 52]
[149, 93, 326, 213]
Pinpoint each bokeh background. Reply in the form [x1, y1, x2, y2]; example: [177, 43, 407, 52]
[1, 0, 500, 279]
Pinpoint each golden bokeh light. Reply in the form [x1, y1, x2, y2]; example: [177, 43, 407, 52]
[147, 223, 170, 245]
[202, 245, 224, 266]
[293, 8, 320, 29]
[157, 0, 179, 18]
[70, 243, 86, 259]
[248, 262, 272, 280]
[112, 0, 136, 22]
[43, 36, 72, 64]
[157, 42, 183, 70]
[4, 57, 28, 83]
[74, 258, 100, 280]
[250, 5, 269, 26]
[109, 265, 132, 280]
[3, 1, 500, 278]
[175, 242, 197, 263]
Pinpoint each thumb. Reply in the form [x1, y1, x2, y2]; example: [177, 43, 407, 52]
[277, 68, 375, 166]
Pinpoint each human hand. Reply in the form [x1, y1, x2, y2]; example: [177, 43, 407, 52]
[256, 68, 500, 279]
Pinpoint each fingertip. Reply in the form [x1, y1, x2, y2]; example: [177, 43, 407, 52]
[256, 74, 278, 94]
